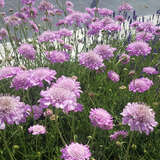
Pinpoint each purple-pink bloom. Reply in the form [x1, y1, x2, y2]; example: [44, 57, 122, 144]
[0, 0, 4, 8]
[57, 28, 72, 37]
[0, 66, 22, 80]
[126, 41, 151, 56]
[98, 8, 113, 16]
[108, 70, 120, 82]
[94, 44, 116, 60]
[89, 108, 113, 130]
[121, 102, 158, 135]
[18, 43, 36, 60]
[4, 14, 22, 26]
[118, 2, 133, 11]
[0, 95, 30, 129]
[61, 142, 91, 160]
[129, 77, 153, 93]
[65, 1, 74, 8]
[110, 130, 128, 141]
[115, 15, 125, 23]
[38, 0, 54, 11]
[28, 124, 46, 135]
[142, 66, 158, 75]
[21, 0, 36, 5]
[103, 23, 121, 32]
[46, 50, 70, 64]
[29, 20, 39, 32]
[119, 53, 130, 64]
[78, 51, 104, 70]
[0, 28, 7, 40]
[136, 32, 154, 42]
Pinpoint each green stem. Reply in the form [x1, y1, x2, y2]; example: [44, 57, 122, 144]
[71, 113, 75, 141]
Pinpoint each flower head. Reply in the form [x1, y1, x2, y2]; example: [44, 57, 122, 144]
[136, 32, 154, 42]
[119, 53, 130, 64]
[142, 66, 158, 75]
[0, 28, 7, 40]
[121, 102, 158, 135]
[118, 3, 133, 11]
[0, 95, 30, 129]
[110, 130, 128, 141]
[89, 108, 113, 130]
[78, 51, 104, 70]
[28, 124, 46, 135]
[61, 142, 91, 160]
[129, 77, 153, 93]
[18, 43, 36, 60]
[126, 41, 151, 56]
[108, 70, 120, 82]
[0, 0, 4, 8]
[21, 0, 36, 5]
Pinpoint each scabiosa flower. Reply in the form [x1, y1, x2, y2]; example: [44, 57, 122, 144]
[98, 8, 113, 16]
[65, 1, 74, 8]
[21, 0, 36, 5]
[54, 76, 82, 98]
[0, 95, 30, 129]
[78, 51, 104, 70]
[136, 32, 154, 42]
[108, 70, 120, 82]
[61, 142, 91, 160]
[31, 67, 57, 87]
[110, 130, 128, 140]
[115, 15, 125, 23]
[21, 6, 38, 18]
[0, 66, 22, 80]
[126, 41, 151, 56]
[89, 108, 113, 130]
[46, 50, 70, 64]
[121, 102, 158, 135]
[0, 0, 4, 8]
[0, 28, 7, 40]
[38, 30, 60, 42]
[129, 77, 153, 93]
[18, 43, 36, 60]
[32, 105, 43, 120]
[39, 85, 82, 113]
[119, 53, 130, 64]
[118, 2, 133, 12]
[29, 20, 39, 32]
[38, 0, 54, 11]
[4, 14, 21, 26]
[57, 28, 72, 37]
[142, 66, 158, 75]
[103, 23, 121, 32]
[94, 44, 116, 60]
[28, 124, 46, 135]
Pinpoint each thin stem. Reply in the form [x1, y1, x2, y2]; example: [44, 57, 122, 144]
[71, 113, 75, 141]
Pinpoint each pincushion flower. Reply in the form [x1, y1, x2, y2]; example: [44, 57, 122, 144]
[126, 41, 151, 56]
[89, 108, 113, 130]
[110, 130, 128, 141]
[28, 124, 46, 135]
[98, 8, 113, 16]
[21, 0, 36, 5]
[0, 28, 8, 40]
[121, 102, 158, 135]
[65, 1, 74, 8]
[108, 70, 120, 82]
[136, 32, 154, 42]
[39, 85, 82, 113]
[46, 51, 70, 64]
[18, 43, 36, 60]
[0, 95, 30, 129]
[4, 14, 22, 26]
[61, 142, 91, 160]
[0, 66, 22, 80]
[54, 76, 82, 98]
[38, 0, 54, 11]
[119, 53, 130, 64]
[94, 44, 116, 60]
[142, 67, 158, 75]
[78, 51, 104, 70]
[0, 0, 4, 8]
[118, 2, 133, 11]
[129, 77, 153, 93]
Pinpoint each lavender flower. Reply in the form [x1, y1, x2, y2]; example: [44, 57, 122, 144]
[126, 41, 151, 56]
[108, 70, 120, 82]
[18, 43, 36, 60]
[121, 102, 158, 135]
[78, 51, 104, 70]
[89, 108, 113, 130]
[0, 95, 30, 129]
[61, 142, 91, 160]
[46, 51, 70, 64]
[28, 124, 46, 135]
[110, 130, 128, 140]
[0, 66, 22, 80]
[142, 66, 158, 75]
[94, 44, 116, 60]
[129, 77, 153, 93]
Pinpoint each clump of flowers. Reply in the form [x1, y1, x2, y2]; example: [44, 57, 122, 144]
[142, 66, 158, 75]
[129, 77, 153, 93]
[28, 124, 46, 135]
[126, 41, 151, 56]
[89, 108, 113, 130]
[94, 44, 116, 60]
[61, 142, 91, 160]
[110, 130, 128, 141]
[46, 51, 70, 64]
[121, 102, 158, 135]
[0, 95, 30, 129]
[108, 70, 120, 82]
[18, 43, 36, 60]
[136, 32, 154, 42]
[78, 51, 104, 70]
[0, 66, 22, 80]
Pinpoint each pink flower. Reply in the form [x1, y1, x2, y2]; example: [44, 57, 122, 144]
[108, 71, 120, 82]
[110, 130, 128, 140]
[118, 3, 133, 11]
[121, 102, 158, 135]
[119, 53, 130, 64]
[28, 124, 46, 135]
[142, 66, 158, 75]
